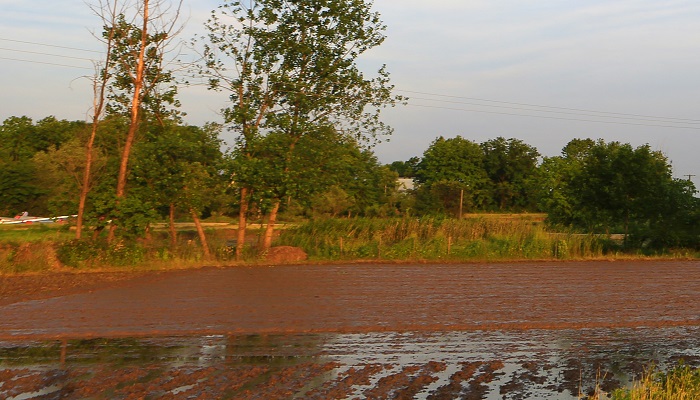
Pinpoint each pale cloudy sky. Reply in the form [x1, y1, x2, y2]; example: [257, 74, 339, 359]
[1, 1, 698, 184]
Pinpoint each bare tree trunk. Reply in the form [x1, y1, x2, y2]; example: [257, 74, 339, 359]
[191, 208, 211, 260]
[144, 223, 152, 243]
[235, 187, 249, 261]
[77, 0, 119, 239]
[262, 200, 280, 254]
[110, 0, 149, 243]
[169, 202, 177, 248]
[77, 84, 101, 240]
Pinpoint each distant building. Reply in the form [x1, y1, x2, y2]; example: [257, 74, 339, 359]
[397, 178, 415, 192]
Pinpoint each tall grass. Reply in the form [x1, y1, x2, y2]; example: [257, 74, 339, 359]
[610, 363, 700, 400]
[0, 226, 244, 273]
[1, 216, 695, 273]
[277, 217, 614, 261]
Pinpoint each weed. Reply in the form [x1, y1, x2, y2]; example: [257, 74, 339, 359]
[277, 217, 614, 261]
[611, 362, 700, 400]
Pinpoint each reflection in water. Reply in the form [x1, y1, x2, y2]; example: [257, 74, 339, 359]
[0, 327, 699, 399]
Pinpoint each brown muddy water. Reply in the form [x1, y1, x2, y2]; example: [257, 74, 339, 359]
[1, 327, 700, 399]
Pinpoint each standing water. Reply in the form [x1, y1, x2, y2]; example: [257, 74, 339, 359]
[1, 327, 699, 399]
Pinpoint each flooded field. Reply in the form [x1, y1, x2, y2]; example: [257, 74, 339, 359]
[1, 327, 700, 399]
[1, 261, 699, 398]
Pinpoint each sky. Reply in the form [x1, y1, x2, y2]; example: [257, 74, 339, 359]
[1, 0, 698, 185]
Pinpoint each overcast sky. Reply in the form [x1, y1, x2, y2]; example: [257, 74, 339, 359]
[1, 0, 698, 185]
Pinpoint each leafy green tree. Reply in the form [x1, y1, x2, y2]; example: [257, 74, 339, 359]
[32, 137, 107, 217]
[414, 136, 490, 216]
[0, 162, 44, 216]
[0, 116, 37, 162]
[480, 137, 540, 211]
[388, 156, 420, 178]
[0, 116, 86, 216]
[540, 138, 698, 249]
[199, 0, 402, 255]
[130, 121, 224, 250]
[98, 0, 183, 241]
[536, 139, 596, 225]
[228, 126, 398, 221]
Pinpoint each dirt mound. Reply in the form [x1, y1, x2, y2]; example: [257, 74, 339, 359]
[265, 246, 308, 264]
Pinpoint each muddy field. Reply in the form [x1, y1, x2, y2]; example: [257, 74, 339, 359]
[1, 260, 699, 398]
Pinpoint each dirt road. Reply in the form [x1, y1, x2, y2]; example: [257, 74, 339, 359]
[1, 260, 698, 339]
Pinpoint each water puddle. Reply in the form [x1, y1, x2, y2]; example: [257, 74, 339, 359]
[1, 327, 699, 399]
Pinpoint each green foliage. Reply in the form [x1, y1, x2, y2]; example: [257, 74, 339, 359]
[414, 136, 490, 215]
[611, 363, 700, 400]
[480, 137, 540, 211]
[539, 139, 699, 249]
[200, 0, 403, 230]
[413, 136, 540, 214]
[56, 239, 104, 268]
[0, 161, 46, 216]
[415, 136, 487, 186]
[56, 239, 151, 268]
[388, 157, 420, 178]
[277, 217, 612, 261]
[0, 116, 86, 216]
[131, 122, 226, 216]
[105, 14, 181, 121]
[55, 232, 223, 269]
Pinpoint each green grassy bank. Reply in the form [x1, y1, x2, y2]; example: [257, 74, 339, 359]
[583, 363, 700, 400]
[1, 216, 698, 273]
[276, 217, 698, 262]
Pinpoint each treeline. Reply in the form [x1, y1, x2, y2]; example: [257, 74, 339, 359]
[389, 136, 700, 249]
[0, 115, 395, 225]
[2, 115, 698, 252]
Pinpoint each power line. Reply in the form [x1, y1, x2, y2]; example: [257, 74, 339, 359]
[0, 37, 101, 53]
[0, 47, 97, 62]
[407, 95, 700, 126]
[408, 103, 700, 131]
[397, 89, 700, 124]
[0, 56, 93, 70]
[1, 36, 698, 131]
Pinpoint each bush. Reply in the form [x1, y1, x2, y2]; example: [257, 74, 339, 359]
[56, 239, 145, 268]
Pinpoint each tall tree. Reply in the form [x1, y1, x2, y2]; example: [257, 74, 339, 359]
[78, 0, 121, 239]
[388, 156, 420, 178]
[131, 122, 224, 253]
[0, 116, 84, 216]
[414, 136, 490, 216]
[102, 0, 183, 241]
[480, 137, 540, 211]
[539, 138, 698, 248]
[199, 0, 402, 257]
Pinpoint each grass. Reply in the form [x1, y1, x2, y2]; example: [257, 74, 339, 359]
[0, 223, 74, 242]
[611, 363, 700, 400]
[0, 224, 240, 273]
[593, 363, 700, 400]
[0, 215, 697, 274]
[277, 217, 626, 261]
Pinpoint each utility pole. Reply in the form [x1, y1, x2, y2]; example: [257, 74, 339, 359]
[685, 174, 696, 181]
[459, 189, 464, 220]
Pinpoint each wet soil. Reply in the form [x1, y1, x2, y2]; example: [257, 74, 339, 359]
[1, 328, 699, 399]
[1, 260, 699, 338]
[0, 260, 699, 398]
